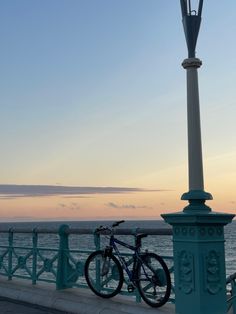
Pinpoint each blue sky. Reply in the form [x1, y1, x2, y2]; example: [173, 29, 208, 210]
[0, 1, 235, 220]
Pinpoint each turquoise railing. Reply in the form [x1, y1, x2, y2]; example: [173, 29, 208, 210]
[227, 272, 236, 314]
[0, 225, 175, 304]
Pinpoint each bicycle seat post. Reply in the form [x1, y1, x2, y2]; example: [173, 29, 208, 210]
[135, 233, 148, 250]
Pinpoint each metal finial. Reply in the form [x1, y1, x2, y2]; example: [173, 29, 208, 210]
[180, 0, 203, 58]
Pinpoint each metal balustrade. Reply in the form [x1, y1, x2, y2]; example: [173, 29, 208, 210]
[0, 224, 175, 304]
[0, 224, 235, 310]
[227, 272, 236, 314]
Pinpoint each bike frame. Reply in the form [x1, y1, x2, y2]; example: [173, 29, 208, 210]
[108, 234, 144, 282]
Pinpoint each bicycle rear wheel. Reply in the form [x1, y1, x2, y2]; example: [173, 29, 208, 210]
[85, 250, 124, 298]
[137, 252, 171, 307]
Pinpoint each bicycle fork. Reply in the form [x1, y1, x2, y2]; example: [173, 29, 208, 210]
[101, 246, 113, 277]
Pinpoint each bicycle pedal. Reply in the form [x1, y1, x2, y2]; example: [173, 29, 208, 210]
[127, 284, 135, 293]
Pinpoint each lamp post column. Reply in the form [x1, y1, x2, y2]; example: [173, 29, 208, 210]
[183, 58, 203, 191]
[181, 56, 212, 212]
[161, 1, 235, 313]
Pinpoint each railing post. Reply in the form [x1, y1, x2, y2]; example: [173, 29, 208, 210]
[133, 228, 142, 303]
[56, 224, 78, 289]
[32, 228, 38, 285]
[94, 230, 101, 292]
[94, 231, 100, 251]
[8, 228, 13, 281]
[56, 224, 70, 290]
[232, 280, 236, 314]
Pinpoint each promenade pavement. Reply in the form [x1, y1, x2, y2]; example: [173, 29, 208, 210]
[0, 297, 66, 314]
[0, 277, 175, 314]
[0, 279, 233, 314]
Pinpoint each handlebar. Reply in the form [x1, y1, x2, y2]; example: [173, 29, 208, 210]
[95, 220, 125, 234]
[112, 220, 125, 227]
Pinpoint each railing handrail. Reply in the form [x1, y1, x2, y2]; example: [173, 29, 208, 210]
[0, 227, 173, 236]
[227, 272, 236, 284]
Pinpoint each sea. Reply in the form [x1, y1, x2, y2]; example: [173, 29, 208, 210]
[0, 219, 235, 278]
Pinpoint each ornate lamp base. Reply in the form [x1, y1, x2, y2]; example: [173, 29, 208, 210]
[162, 209, 234, 314]
[181, 189, 213, 212]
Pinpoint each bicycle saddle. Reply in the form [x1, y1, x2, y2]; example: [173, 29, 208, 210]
[136, 233, 148, 240]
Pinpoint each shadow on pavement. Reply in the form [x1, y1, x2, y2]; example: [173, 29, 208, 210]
[0, 296, 70, 314]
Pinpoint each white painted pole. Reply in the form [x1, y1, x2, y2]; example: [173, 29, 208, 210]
[182, 57, 204, 191]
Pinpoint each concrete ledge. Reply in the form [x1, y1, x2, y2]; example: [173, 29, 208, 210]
[0, 277, 174, 314]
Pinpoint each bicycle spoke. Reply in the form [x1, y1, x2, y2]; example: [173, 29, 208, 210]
[141, 282, 153, 292]
[101, 274, 113, 287]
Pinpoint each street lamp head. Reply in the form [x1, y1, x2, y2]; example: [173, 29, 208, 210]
[180, 0, 203, 18]
[180, 0, 204, 58]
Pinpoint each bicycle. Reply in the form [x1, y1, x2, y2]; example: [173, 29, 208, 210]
[84, 220, 171, 308]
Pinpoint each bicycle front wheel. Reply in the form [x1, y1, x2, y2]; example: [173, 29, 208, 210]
[84, 250, 123, 298]
[137, 252, 171, 307]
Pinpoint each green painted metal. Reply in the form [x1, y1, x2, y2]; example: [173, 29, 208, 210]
[94, 231, 101, 250]
[181, 189, 212, 201]
[8, 229, 13, 281]
[56, 224, 78, 290]
[162, 207, 234, 314]
[56, 224, 68, 289]
[0, 223, 235, 311]
[227, 272, 236, 313]
[233, 282, 236, 314]
[32, 229, 38, 285]
[93, 231, 101, 293]
[233, 281, 236, 314]
[0, 225, 174, 305]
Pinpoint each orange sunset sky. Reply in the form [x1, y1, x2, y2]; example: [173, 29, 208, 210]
[0, 1, 235, 221]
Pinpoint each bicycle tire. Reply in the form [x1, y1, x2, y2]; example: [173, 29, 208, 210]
[85, 250, 124, 298]
[137, 252, 171, 307]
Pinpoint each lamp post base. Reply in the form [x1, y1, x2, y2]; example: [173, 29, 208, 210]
[162, 209, 234, 314]
[181, 189, 213, 212]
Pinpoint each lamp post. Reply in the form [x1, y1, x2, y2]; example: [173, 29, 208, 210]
[162, 1, 235, 313]
[180, 0, 212, 211]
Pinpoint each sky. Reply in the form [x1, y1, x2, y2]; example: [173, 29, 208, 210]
[0, 0, 235, 221]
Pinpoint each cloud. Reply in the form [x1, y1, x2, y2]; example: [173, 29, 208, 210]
[106, 202, 119, 208]
[59, 202, 80, 211]
[105, 202, 152, 210]
[59, 203, 67, 208]
[0, 184, 161, 199]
